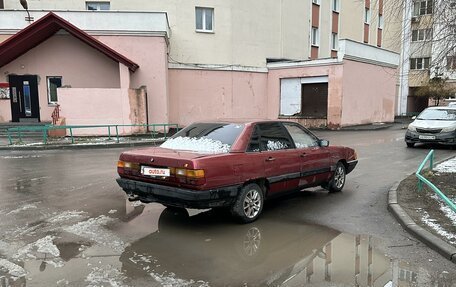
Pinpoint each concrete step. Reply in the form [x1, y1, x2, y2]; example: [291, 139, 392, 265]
[0, 122, 51, 138]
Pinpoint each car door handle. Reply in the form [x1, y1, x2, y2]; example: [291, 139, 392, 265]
[265, 157, 276, 162]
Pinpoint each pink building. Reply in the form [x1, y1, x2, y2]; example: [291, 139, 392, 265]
[0, 11, 399, 133]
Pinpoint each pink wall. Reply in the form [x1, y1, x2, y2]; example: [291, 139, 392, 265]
[0, 34, 121, 123]
[58, 88, 132, 135]
[341, 60, 396, 126]
[267, 64, 344, 127]
[168, 69, 269, 126]
[94, 36, 169, 124]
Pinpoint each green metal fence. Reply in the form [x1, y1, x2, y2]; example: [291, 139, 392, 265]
[7, 123, 179, 145]
[416, 149, 456, 212]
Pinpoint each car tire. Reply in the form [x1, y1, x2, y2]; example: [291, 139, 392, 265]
[406, 142, 415, 148]
[231, 183, 264, 224]
[328, 162, 346, 193]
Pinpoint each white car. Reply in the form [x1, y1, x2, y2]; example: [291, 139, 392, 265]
[405, 106, 456, 147]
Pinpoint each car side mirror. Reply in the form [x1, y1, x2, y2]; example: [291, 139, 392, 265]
[319, 140, 329, 147]
[412, 116, 417, 120]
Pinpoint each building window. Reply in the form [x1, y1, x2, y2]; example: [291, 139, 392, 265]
[411, 29, 432, 41]
[331, 33, 338, 50]
[47, 76, 62, 104]
[413, 0, 433, 16]
[332, 0, 340, 12]
[447, 56, 456, 70]
[378, 14, 384, 29]
[195, 7, 214, 32]
[410, 58, 430, 70]
[312, 0, 321, 5]
[311, 27, 319, 46]
[364, 8, 371, 23]
[86, 1, 110, 10]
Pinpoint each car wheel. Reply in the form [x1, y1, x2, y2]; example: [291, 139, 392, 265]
[328, 162, 346, 193]
[406, 142, 415, 148]
[231, 183, 264, 223]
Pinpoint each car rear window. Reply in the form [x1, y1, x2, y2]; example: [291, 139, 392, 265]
[161, 123, 245, 153]
[417, 109, 456, 120]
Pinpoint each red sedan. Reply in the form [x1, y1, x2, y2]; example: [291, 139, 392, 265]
[117, 121, 357, 223]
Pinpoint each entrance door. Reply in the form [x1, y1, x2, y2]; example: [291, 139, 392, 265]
[9, 75, 40, 122]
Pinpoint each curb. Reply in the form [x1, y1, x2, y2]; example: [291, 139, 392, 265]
[388, 182, 456, 263]
[339, 123, 394, 131]
[0, 140, 165, 151]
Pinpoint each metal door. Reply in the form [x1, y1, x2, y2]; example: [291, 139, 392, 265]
[9, 75, 40, 122]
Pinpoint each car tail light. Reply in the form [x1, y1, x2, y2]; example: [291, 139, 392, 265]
[117, 161, 140, 172]
[174, 168, 206, 185]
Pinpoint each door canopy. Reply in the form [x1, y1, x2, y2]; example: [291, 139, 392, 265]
[0, 12, 139, 71]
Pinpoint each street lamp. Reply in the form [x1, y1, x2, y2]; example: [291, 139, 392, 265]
[19, 0, 33, 23]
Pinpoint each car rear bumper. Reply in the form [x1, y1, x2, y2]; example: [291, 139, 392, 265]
[405, 130, 456, 145]
[116, 178, 240, 209]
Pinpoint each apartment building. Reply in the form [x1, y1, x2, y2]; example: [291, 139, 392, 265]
[0, 0, 400, 131]
[398, 0, 456, 115]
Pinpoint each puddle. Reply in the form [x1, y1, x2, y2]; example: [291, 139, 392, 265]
[0, 205, 454, 287]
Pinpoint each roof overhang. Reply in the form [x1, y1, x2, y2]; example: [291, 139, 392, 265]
[0, 12, 140, 71]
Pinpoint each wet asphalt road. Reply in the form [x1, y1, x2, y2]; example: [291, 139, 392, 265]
[0, 123, 455, 286]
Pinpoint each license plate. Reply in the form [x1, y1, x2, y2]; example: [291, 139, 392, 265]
[419, 135, 436, 140]
[141, 166, 170, 177]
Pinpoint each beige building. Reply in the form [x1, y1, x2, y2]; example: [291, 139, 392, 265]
[1, 0, 401, 66]
[398, 0, 456, 115]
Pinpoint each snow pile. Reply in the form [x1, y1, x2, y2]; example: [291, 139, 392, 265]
[434, 157, 456, 173]
[430, 194, 456, 225]
[64, 215, 125, 252]
[0, 258, 26, 279]
[421, 211, 456, 245]
[14, 235, 59, 259]
[85, 265, 128, 287]
[161, 137, 231, 153]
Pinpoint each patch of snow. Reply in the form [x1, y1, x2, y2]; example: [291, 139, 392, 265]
[161, 137, 231, 154]
[434, 157, 456, 173]
[64, 216, 125, 253]
[108, 210, 117, 214]
[14, 235, 60, 260]
[421, 211, 456, 244]
[150, 272, 209, 287]
[130, 201, 143, 208]
[85, 265, 128, 287]
[0, 155, 42, 159]
[430, 194, 456, 225]
[6, 204, 38, 215]
[0, 258, 27, 279]
[56, 279, 69, 285]
[47, 210, 88, 224]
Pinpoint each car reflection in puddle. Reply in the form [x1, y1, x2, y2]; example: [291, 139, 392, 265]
[119, 208, 396, 287]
